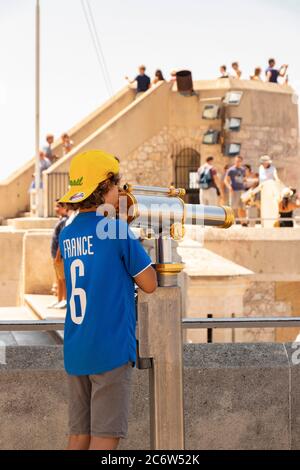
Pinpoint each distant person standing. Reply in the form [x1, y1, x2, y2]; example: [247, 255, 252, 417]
[198, 156, 223, 206]
[125, 65, 151, 98]
[250, 67, 262, 81]
[225, 156, 247, 225]
[221, 164, 230, 205]
[219, 65, 229, 79]
[259, 155, 279, 184]
[43, 134, 57, 163]
[48, 200, 68, 309]
[39, 150, 51, 176]
[244, 164, 259, 190]
[266, 58, 288, 83]
[231, 62, 242, 79]
[61, 133, 74, 156]
[169, 70, 177, 82]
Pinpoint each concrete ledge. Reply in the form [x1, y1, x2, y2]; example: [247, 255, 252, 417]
[6, 218, 58, 230]
[0, 343, 299, 450]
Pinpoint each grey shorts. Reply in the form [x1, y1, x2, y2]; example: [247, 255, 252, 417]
[230, 190, 245, 210]
[68, 362, 133, 439]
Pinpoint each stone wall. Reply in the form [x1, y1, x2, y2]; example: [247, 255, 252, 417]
[0, 343, 299, 450]
[120, 123, 299, 189]
[240, 281, 291, 343]
[0, 229, 25, 307]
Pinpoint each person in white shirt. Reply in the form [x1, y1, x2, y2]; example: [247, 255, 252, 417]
[259, 155, 279, 184]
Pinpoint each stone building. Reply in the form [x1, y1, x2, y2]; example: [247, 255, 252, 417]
[0, 77, 298, 218]
[0, 76, 300, 345]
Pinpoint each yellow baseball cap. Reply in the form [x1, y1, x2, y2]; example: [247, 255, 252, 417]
[59, 150, 119, 203]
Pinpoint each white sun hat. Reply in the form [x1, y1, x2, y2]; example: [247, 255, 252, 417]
[281, 187, 293, 199]
[260, 155, 273, 164]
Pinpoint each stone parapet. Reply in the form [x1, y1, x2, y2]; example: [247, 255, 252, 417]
[0, 343, 299, 450]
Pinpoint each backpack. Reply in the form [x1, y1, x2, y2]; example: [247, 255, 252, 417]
[198, 166, 212, 189]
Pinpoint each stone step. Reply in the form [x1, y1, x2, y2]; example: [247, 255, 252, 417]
[0, 306, 62, 346]
[6, 217, 58, 230]
[24, 294, 66, 321]
[0, 306, 38, 321]
[18, 212, 32, 218]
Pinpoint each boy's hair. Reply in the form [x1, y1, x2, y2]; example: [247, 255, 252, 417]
[66, 173, 120, 211]
[232, 62, 239, 68]
[269, 58, 275, 66]
[55, 199, 66, 208]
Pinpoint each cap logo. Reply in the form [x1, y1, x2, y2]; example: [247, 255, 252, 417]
[70, 177, 83, 187]
[70, 192, 85, 201]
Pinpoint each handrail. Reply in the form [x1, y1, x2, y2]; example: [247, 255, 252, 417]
[0, 317, 300, 332]
[0, 320, 64, 332]
[182, 317, 300, 329]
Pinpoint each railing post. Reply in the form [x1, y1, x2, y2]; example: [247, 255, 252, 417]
[138, 287, 185, 450]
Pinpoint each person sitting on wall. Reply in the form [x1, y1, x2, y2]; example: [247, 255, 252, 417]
[231, 62, 242, 79]
[43, 134, 57, 163]
[277, 187, 300, 228]
[152, 69, 165, 85]
[250, 67, 262, 81]
[265, 58, 288, 83]
[61, 133, 74, 156]
[125, 65, 151, 98]
[219, 65, 229, 79]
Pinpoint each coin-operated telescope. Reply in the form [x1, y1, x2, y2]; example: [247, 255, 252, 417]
[121, 184, 234, 286]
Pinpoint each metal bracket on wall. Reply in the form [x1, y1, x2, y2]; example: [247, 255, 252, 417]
[136, 340, 152, 370]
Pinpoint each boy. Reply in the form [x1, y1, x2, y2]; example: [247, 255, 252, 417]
[58, 150, 157, 451]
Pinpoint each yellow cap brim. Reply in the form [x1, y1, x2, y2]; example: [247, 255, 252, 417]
[59, 184, 98, 204]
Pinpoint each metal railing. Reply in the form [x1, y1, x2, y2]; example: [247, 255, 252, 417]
[0, 320, 64, 332]
[45, 172, 69, 217]
[0, 317, 300, 332]
[182, 317, 300, 329]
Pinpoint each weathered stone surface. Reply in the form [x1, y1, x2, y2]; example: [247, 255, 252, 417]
[0, 343, 298, 450]
[184, 343, 290, 450]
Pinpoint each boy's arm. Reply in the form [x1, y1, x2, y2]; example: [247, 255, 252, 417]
[134, 266, 157, 294]
[119, 221, 157, 294]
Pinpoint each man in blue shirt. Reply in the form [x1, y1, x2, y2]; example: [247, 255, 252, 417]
[58, 150, 157, 450]
[224, 155, 247, 225]
[266, 58, 288, 83]
[125, 65, 151, 96]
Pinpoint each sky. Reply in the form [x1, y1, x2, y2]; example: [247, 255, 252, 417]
[0, 0, 299, 179]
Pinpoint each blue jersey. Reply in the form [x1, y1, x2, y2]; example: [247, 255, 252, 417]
[59, 211, 152, 376]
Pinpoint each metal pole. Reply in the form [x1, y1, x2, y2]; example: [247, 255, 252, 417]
[182, 317, 300, 329]
[35, 0, 42, 217]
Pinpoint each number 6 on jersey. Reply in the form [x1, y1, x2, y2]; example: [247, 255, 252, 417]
[70, 259, 87, 325]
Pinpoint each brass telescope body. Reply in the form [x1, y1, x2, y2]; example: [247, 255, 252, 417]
[122, 184, 235, 286]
